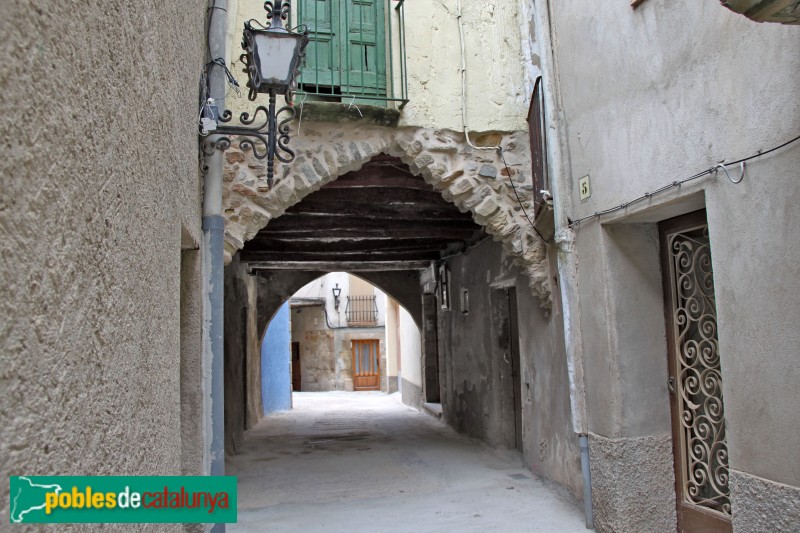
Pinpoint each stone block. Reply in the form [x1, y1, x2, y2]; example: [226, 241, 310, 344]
[225, 150, 245, 164]
[474, 196, 500, 217]
[349, 141, 363, 161]
[462, 186, 492, 211]
[478, 165, 498, 178]
[412, 153, 435, 172]
[448, 177, 475, 197]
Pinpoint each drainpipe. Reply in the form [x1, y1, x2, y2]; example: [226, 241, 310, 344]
[531, 1, 593, 529]
[204, 0, 227, 526]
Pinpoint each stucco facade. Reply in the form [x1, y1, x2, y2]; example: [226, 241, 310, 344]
[0, 0, 208, 529]
[538, 0, 800, 530]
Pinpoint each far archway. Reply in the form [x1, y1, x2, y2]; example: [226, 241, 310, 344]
[258, 272, 424, 414]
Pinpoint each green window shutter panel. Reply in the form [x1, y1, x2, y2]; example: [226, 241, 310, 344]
[299, 0, 386, 98]
[299, 0, 340, 89]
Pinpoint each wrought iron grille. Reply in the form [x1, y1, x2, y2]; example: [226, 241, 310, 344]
[666, 224, 730, 516]
[345, 295, 378, 325]
[295, 0, 408, 107]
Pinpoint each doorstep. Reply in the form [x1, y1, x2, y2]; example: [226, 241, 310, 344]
[422, 402, 442, 419]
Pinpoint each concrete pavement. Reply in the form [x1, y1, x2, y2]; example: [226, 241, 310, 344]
[227, 392, 587, 532]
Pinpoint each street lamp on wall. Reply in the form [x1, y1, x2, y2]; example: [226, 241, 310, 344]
[201, 0, 309, 189]
[332, 283, 342, 311]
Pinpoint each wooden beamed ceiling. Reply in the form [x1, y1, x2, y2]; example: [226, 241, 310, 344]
[240, 154, 486, 269]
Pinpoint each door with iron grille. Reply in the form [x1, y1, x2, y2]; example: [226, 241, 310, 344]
[352, 339, 380, 391]
[660, 210, 731, 532]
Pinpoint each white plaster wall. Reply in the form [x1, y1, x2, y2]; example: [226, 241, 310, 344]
[226, 0, 528, 131]
[398, 0, 528, 131]
[292, 272, 387, 327]
[398, 305, 422, 387]
[547, 0, 800, 488]
[385, 299, 400, 378]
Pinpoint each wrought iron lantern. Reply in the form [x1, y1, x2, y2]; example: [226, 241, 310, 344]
[202, 0, 309, 189]
[332, 283, 342, 311]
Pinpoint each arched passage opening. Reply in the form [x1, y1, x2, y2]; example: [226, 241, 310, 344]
[258, 272, 423, 414]
[223, 146, 583, 504]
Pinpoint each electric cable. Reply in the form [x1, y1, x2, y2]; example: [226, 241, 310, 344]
[499, 150, 551, 243]
[568, 133, 800, 228]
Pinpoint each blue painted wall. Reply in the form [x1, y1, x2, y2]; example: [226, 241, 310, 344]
[262, 302, 292, 413]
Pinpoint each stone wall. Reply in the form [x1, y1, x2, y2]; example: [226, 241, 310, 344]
[222, 123, 552, 306]
[1, 2, 206, 529]
[291, 305, 336, 391]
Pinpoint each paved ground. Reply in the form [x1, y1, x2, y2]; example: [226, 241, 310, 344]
[227, 392, 586, 533]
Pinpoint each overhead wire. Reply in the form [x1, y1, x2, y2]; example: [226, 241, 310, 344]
[455, 0, 549, 243]
[568, 133, 800, 228]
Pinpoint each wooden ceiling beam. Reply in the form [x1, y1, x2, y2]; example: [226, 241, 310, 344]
[249, 238, 455, 253]
[250, 226, 480, 241]
[240, 251, 442, 262]
[261, 216, 477, 232]
[246, 260, 432, 272]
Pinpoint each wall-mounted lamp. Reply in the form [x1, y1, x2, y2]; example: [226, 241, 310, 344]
[201, 0, 309, 189]
[332, 283, 342, 311]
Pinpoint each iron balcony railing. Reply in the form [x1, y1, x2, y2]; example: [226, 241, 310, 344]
[296, 0, 408, 107]
[345, 295, 378, 325]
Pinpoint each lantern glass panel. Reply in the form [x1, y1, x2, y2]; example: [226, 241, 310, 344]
[253, 31, 300, 90]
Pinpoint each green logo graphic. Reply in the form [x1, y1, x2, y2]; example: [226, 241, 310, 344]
[9, 476, 237, 524]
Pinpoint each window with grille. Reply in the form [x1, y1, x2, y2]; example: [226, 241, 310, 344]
[296, 0, 408, 106]
[346, 274, 377, 325]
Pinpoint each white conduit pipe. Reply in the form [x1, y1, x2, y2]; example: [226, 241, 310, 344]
[456, 0, 500, 152]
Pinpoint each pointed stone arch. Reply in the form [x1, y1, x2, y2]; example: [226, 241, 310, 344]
[223, 123, 551, 305]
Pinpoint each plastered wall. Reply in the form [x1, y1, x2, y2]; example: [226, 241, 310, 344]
[225, 0, 528, 131]
[437, 238, 580, 498]
[0, 1, 206, 527]
[545, 0, 800, 529]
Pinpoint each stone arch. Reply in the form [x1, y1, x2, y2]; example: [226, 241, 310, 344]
[253, 269, 423, 338]
[223, 123, 551, 305]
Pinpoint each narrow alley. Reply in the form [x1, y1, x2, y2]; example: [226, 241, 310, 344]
[4, 0, 800, 531]
[228, 392, 585, 532]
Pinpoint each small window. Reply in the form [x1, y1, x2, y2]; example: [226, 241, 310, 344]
[438, 263, 450, 311]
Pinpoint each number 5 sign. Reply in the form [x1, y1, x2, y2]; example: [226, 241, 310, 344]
[579, 175, 591, 200]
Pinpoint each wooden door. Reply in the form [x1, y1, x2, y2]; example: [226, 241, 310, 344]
[352, 339, 380, 391]
[507, 289, 523, 452]
[660, 210, 731, 532]
[291, 342, 302, 391]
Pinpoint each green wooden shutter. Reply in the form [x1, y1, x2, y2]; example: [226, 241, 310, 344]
[298, 0, 386, 100]
[340, 0, 386, 97]
[298, 0, 340, 90]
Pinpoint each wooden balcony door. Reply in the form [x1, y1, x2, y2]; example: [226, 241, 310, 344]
[352, 339, 380, 391]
